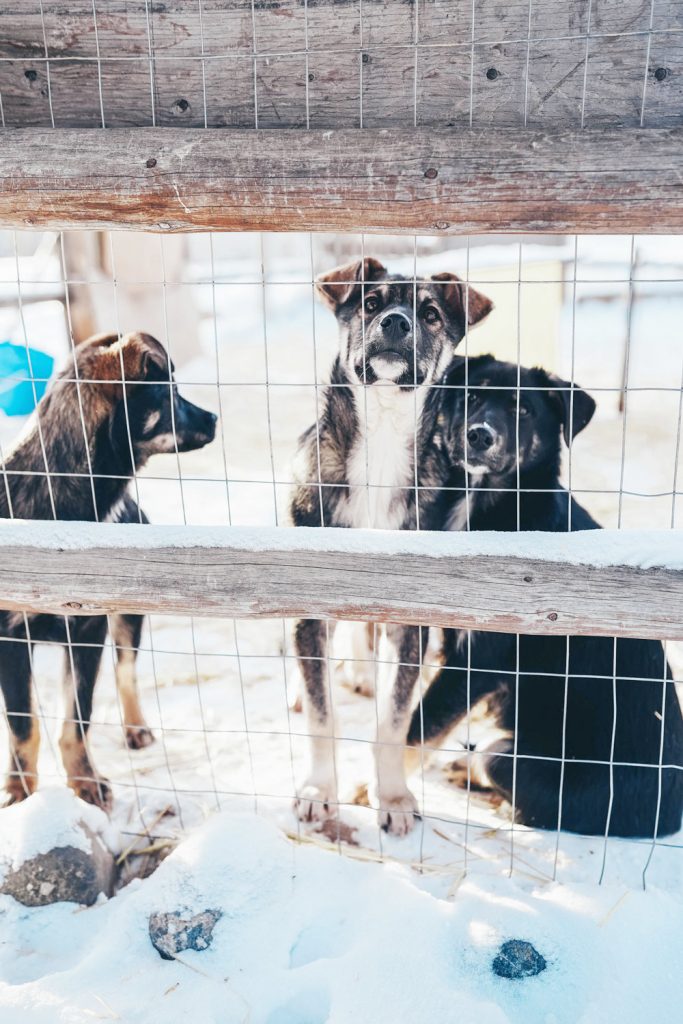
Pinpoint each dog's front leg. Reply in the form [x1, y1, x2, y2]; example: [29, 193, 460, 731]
[0, 634, 40, 804]
[374, 623, 425, 836]
[294, 618, 338, 822]
[60, 617, 111, 810]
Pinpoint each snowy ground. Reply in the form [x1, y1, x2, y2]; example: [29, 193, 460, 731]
[2, 800, 683, 1024]
[0, 232, 682, 1020]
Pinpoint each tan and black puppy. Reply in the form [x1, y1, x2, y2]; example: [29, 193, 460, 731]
[0, 331, 216, 809]
[291, 258, 493, 836]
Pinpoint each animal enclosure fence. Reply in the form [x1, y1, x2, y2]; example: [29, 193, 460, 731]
[0, 2, 682, 890]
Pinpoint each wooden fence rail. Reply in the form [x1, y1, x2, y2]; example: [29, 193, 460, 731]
[0, 522, 681, 640]
[1, 127, 683, 234]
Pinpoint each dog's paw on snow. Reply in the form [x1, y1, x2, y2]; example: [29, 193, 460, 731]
[378, 791, 420, 836]
[295, 782, 337, 823]
[0, 787, 119, 906]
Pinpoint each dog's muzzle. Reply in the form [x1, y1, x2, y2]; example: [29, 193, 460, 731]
[362, 311, 416, 383]
[463, 420, 509, 473]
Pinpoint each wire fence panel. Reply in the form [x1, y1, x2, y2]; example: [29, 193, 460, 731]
[0, 226, 680, 892]
[0, 2, 681, 130]
[0, 1, 681, 895]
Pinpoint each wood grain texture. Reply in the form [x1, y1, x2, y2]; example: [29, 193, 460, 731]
[0, 2, 680, 130]
[0, 524, 681, 640]
[1, 125, 683, 234]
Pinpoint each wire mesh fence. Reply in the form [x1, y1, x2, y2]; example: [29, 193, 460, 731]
[0, 1, 681, 131]
[0, 225, 680, 891]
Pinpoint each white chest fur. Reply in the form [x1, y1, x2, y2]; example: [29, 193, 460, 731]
[343, 386, 423, 530]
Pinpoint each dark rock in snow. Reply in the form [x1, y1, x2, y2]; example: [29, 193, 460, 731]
[149, 908, 223, 960]
[492, 939, 547, 979]
[0, 827, 115, 907]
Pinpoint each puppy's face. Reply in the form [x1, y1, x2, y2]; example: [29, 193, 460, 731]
[442, 355, 596, 478]
[316, 258, 493, 389]
[71, 332, 217, 462]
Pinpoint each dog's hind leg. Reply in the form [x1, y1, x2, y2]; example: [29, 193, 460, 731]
[374, 624, 427, 837]
[341, 621, 377, 698]
[294, 618, 338, 823]
[60, 616, 112, 810]
[110, 613, 154, 750]
[0, 634, 40, 804]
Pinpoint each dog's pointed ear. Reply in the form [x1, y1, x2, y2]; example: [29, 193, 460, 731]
[430, 273, 493, 332]
[540, 370, 596, 446]
[315, 257, 387, 311]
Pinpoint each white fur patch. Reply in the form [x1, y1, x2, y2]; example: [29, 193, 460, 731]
[446, 468, 488, 532]
[369, 355, 409, 382]
[343, 386, 423, 530]
[104, 496, 128, 524]
[446, 492, 476, 532]
[462, 462, 489, 478]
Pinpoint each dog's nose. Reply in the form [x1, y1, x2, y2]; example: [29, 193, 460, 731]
[467, 424, 495, 451]
[380, 312, 411, 340]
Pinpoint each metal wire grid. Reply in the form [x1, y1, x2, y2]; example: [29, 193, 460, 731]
[0, 223, 681, 886]
[0, 0, 680, 887]
[0, 0, 680, 130]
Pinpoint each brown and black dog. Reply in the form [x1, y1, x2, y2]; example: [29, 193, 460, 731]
[0, 331, 216, 808]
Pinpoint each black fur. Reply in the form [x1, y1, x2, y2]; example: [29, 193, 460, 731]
[409, 356, 683, 838]
[0, 332, 216, 808]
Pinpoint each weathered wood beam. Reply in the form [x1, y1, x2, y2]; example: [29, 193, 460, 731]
[2, 3, 681, 132]
[1, 127, 682, 234]
[0, 522, 681, 640]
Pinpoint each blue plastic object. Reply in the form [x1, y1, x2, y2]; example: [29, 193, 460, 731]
[0, 340, 54, 416]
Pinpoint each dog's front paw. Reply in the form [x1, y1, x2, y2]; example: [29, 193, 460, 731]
[71, 775, 112, 811]
[125, 724, 155, 750]
[352, 676, 376, 699]
[340, 666, 376, 699]
[378, 790, 420, 836]
[295, 781, 337, 823]
[2, 776, 34, 807]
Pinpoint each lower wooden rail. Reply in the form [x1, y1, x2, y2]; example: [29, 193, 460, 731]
[0, 522, 681, 639]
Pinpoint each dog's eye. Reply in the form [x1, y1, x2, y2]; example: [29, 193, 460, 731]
[423, 305, 441, 324]
[364, 295, 379, 314]
[518, 403, 530, 417]
[466, 391, 479, 404]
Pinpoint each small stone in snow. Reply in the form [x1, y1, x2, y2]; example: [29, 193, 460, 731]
[0, 827, 114, 907]
[492, 939, 547, 980]
[149, 908, 223, 961]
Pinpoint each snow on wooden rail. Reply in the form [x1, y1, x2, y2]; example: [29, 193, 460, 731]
[1, 127, 683, 234]
[0, 522, 682, 640]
